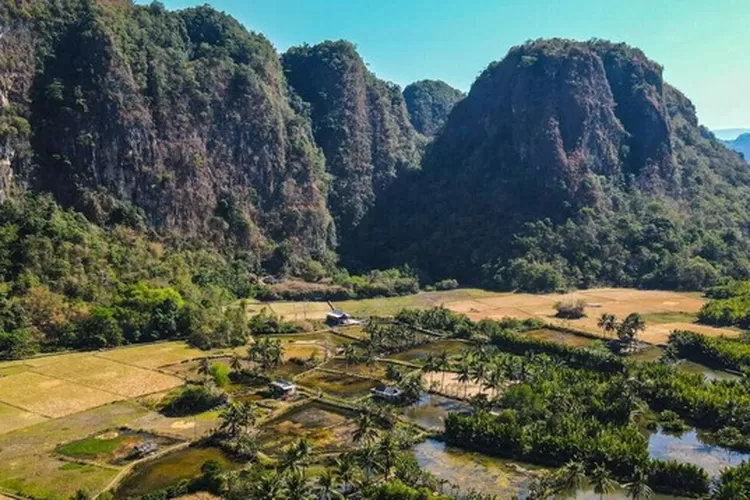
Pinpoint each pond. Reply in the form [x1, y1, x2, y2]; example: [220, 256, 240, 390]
[648, 427, 750, 477]
[388, 340, 471, 364]
[115, 446, 239, 499]
[296, 370, 379, 398]
[413, 439, 541, 498]
[627, 347, 742, 381]
[258, 401, 357, 455]
[56, 429, 179, 466]
[403, 393, 472, 431]
[522, 329, 600, 348]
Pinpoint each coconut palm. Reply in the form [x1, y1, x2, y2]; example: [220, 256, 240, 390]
[316, 470, 343, 500]
[624, 468, 653, 500]
[343, 343, 358, 368]
[353, 413, 378, 445]
[334, 456, 358, 494]
[198, 357, 211, 380]
[286, 471, 313, 500]
[437, 351, 450, 391]
[230, 354, 243, 372]
[590, 464, 618, 500]
[377, 434, 400, 480]
[385, 363, 402, 382]
[597, 313, 618, 338]
[457, 360, 473, 399]
[422, 354, 437, 389]
[555, 460, 588, 495]
[219, 401, 257, 438]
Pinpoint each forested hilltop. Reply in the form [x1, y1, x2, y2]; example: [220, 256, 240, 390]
[2, 2, 750, 356]
[345, 40, 750, 292]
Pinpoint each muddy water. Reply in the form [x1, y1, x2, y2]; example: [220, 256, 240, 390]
[115, 446, 238, 498]
[389, 340, 470, 363]
[403, 393, 472, 431]
[628, 346, 742, 381]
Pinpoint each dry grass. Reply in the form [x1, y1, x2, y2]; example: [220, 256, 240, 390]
[0, 401, 147, 499]
[0, 402, 48, 435]
[0, 372, 124, 418]
[96, 342, 210, 369]
[33, 356, 183, 399]
[443, 288, 737, 345]
[426, 372, 488, 399]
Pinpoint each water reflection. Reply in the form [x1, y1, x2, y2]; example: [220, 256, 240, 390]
[403, 393, 472, 431]
[648, 427, 750, 477]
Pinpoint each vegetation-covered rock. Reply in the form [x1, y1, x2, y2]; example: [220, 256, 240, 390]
[283, 41, 424, 237]
[403, 80, 464, 137]
[346, 39, 750, 292]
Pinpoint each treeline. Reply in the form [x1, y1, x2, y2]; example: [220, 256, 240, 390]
[633, 363, 750, 438]
[699, 279, 750, 327]
[0, 196, 262, 359]
[257, 268, 421, 302]
[668, 330, 750, 374]
[443, 360, 710, 497]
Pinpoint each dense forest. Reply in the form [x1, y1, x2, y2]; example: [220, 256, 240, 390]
[2, 1, 750, 356]
[402, 80, 464, 137]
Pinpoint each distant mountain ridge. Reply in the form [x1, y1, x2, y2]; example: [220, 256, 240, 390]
[403, 80, 465, 136]
[713, 128, 750, 141]
[723, 134, 750, 164]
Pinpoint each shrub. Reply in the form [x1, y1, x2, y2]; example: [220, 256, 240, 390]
[210, 362, 230, 387]
[648, 460, 709, 497]
[162, 385, 227, 416]
[554, 300, 586, 319]
[433, 279, 459, 291]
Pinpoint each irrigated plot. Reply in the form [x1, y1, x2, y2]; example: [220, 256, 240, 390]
[296, 370, 379, 399]
[96, 342, 209, 369]
[0, 402, 48, 435]
[322, 359, 389, 379]
[0, 372, 123, 418]
[33, 356, 183, 398]
[388, 340, 472, 364]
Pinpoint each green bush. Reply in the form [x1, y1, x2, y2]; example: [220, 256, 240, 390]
[162, 385, 227, 416]
[210, 362, 230, 387]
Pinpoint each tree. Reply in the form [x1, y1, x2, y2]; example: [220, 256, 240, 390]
[590, 464, 618, 500]
[210, 362, 230, 387]
[437, 351, 450, 391]
[343, 343, 358, 367]
[597, 313, 618, 338]
[219, 401, 257, 438]
[618, 313, 646, 346]
[335, 456, 358, 494]
[285, 471, 313, 500]
[353, 413, 378, 445]
[457, 360, 472, 399]
[377, 434, 400, 481]
[230, 354, 243, 372]
[624, 468, 653, 500]
[316, 470, 343, 500]
[198, 357, 211, 380]
[555, 460, 588, 495]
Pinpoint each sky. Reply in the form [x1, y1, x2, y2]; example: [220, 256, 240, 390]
[145, 0, 750, 130]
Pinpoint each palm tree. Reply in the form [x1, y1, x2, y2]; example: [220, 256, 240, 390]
[624, 468, 653, 500]
[230, 354, 242, 372]
[219, 401, 257, 438]
[343, 343, 358, 368]
[286, 471, 313, 500]
[422, 354, 437, 389]
[334, 456, 357, 494]
[198, 357, 211, 380]
[385, 363, 402, 382]
[527, 473, 557, 500]
[457, 360, 472, 399]
[437, 351, 450, 391]
[377, 434, 399, 480]
[353, 413, 378, 445]
[555, 460, 588, 496]
[590, 464, 618, 500]
[316, 470, 343, 500]
[254, 470, 284, 500]
[597, 313, 618, 338]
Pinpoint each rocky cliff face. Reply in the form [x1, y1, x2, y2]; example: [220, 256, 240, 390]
[403, 80, 464, 137]
[282, 41, 423, 238]
[0, 1, 334, 272]
[345, 40, 750, 288]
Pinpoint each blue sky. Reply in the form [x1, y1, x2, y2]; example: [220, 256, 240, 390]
[145, 0, 750, 130]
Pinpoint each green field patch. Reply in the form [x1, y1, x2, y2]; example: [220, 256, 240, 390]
[296, 370, 379, 398]
[56, 429, 181, 465]
[387, 340, 471, 364]
[643, 312, 699, 324]
[522, 329, 600, 348]
[322, 359, 389, 379]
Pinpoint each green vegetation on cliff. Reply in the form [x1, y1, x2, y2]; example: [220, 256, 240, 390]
[345, 40, 750, 292]
[403, 80, 464, 137]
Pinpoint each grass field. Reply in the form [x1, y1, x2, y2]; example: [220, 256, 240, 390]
[261, 288, 737, 346]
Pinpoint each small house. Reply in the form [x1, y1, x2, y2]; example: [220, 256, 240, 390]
[270, 379, 297, 399]
[133, 441, 158, 458]
[370, 385, 404, 403]
[326, 310, 350, 326]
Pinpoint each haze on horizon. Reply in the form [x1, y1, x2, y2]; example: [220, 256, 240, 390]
[143, 0, 749, 131]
